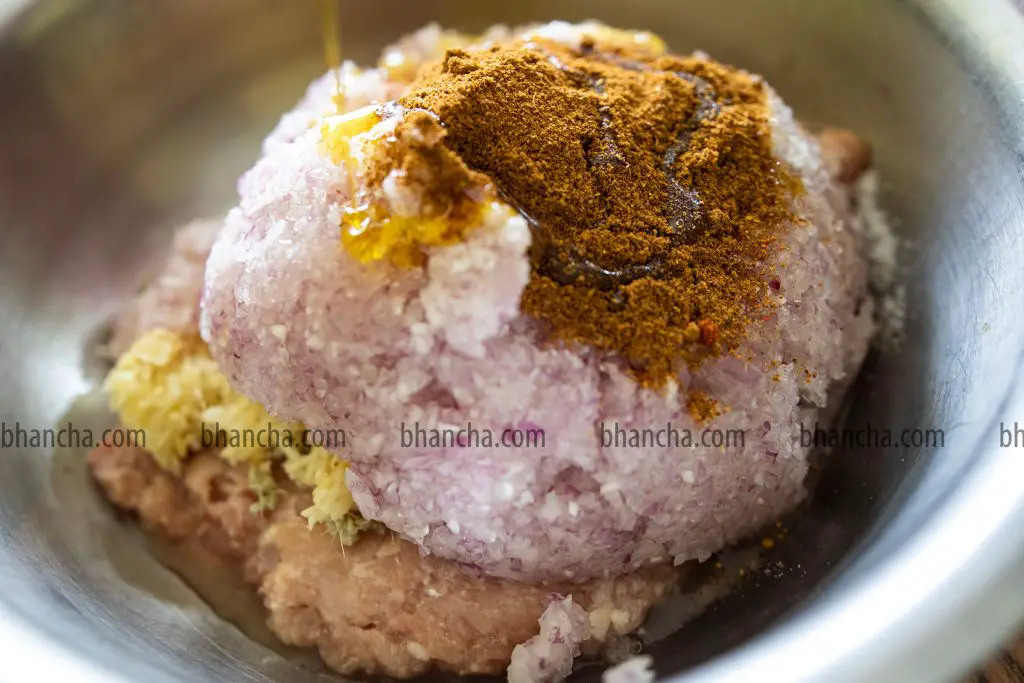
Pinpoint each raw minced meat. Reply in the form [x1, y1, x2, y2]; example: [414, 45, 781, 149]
[108, 219, 221, 358]
[87, 439, 679, 678]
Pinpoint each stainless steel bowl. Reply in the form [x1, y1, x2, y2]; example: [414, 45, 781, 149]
[2, 1, 1024, 682]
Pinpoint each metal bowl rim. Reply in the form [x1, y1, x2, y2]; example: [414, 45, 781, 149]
[1, 1, 1023, 682]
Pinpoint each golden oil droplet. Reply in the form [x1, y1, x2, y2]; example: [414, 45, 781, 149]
[320, 105, 382, 164]
[319, 0, 345, 111]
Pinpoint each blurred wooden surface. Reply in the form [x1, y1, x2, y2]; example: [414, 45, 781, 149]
[968, 637, 1024, 682]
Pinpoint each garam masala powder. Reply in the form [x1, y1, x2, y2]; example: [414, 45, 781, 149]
[356, 34, 802, 391]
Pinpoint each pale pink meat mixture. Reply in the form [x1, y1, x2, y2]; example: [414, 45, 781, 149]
[199, 27, 877, 583]
[88, 440, 676, 678]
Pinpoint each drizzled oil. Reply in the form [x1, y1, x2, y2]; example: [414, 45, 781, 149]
[319, 0, 345, 111]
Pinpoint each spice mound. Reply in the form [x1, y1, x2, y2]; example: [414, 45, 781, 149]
[386, 39, 801, 385]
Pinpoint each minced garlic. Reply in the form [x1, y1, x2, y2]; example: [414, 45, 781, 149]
[105, 328, 364, 540]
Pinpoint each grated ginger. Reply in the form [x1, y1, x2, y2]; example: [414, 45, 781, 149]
[105, 328, 362, 539]
[280, 444, 335, 489]
[201, 393, 303, 466]
[104, 330, 230, 472]
[293, 451, 355, 529]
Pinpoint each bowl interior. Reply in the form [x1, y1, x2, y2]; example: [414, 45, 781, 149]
[2, 1, 1024, 682]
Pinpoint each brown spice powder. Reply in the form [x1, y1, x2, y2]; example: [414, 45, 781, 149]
[367, 36, 801, 388]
